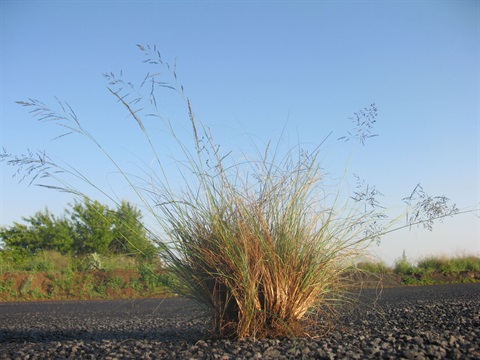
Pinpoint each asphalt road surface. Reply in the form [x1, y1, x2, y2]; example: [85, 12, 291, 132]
[1, 283, 479, 359]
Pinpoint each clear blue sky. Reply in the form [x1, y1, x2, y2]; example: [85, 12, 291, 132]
[1, 1, 479, 264]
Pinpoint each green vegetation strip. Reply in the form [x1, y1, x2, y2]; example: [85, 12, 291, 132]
[1, 251, 479, 302]
[0, 251, 170, 302]
[356, 254, 480, 286]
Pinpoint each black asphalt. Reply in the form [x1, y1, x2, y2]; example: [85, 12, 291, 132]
[1, 283, 479, 359]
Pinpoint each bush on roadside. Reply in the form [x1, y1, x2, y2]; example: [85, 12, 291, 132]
[394, 254, 417, 276]
[0, 200, 157, 259]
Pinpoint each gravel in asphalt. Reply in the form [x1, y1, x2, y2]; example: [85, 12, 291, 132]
[1, 283, 479, 359]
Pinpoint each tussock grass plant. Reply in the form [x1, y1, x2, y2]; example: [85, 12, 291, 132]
[158, 144, 383, 337]
[1, 45, 469, 338]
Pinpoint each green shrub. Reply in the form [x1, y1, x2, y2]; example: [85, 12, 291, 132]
[394, 254, 417, 276]
[107, 276, 125, 290]
[52, 268, 75, 291]
[129, 278, 144, 292]
[138, 263, 159, 290]
[417, 256, 445, 273]
[454, 256, 479, 272]
[0, 278, 15, 294]
[442, 255, 480, 273]
[0, 199, 155, 259]
[0, 249, 31, 272]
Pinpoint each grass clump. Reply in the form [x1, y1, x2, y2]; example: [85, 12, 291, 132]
[160, 145, 376, 338]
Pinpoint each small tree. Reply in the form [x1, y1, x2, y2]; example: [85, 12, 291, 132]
[0, 222, 33, 253]
[0, 199, 155, 258]
[0, 209, 73, 255]
[68, 198, 115, 255]
[109, 200, 156, 258]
